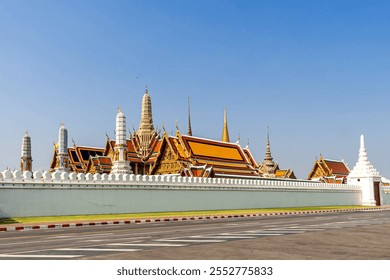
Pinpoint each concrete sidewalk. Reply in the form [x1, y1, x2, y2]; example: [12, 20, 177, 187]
[1, 206, 389, 232]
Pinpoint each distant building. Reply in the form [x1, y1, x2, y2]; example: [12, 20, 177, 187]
[307, 155, 350, 183]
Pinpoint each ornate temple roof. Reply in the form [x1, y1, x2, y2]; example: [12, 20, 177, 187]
[86, 155, 112, 174]
[307, 155, 350, 183]
[275, 169, 296, 179]
[322, 159, 350, 176]
[50, 145, 105, 172]
[151, 131, 259, 177]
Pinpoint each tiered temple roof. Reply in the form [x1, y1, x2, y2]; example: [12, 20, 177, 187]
[50, 145, 104, 172]
[307, 155, 350, 183]
[150, 131, 259, 177]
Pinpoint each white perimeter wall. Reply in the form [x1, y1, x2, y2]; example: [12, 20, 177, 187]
[0, 171, 363, 218]
[381, 187, 390, 206]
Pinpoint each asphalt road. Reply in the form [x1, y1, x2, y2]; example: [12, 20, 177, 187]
[1, 209, 390, 260]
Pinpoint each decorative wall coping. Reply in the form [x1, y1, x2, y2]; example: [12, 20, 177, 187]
[0, 170, 361, 191]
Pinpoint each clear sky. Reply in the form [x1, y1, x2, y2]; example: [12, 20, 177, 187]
[1, 0, 390, 179]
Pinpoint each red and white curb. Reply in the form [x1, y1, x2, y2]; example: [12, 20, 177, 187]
[1, 206, 389, 232]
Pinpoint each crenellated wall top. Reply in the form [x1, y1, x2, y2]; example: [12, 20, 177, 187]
[0, 169, 361, 191]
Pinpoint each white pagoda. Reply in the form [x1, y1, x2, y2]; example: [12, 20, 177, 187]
[348, 135, 382, 206]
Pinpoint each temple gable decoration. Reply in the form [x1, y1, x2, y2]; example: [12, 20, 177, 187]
[307, 155, 350, 183]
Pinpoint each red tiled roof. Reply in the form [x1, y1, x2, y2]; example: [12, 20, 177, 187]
[324, 160, 349, 176]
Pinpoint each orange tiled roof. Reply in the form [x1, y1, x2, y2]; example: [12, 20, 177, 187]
[323, 159, 350, 176]
[179, 135, 259, 177]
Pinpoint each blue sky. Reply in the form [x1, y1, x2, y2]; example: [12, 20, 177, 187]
[1, 0, 390, 179]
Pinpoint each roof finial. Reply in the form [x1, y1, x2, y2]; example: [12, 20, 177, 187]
[175, 120, 180, 132]
[160, 122, 166, 136]
[267, 126, 270, 144]
[188, 96, 193, 136]
[145, 85, 148, 94]
[222, 107, 230, 142]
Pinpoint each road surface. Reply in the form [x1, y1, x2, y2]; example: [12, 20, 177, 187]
[1, 209, 390, 259]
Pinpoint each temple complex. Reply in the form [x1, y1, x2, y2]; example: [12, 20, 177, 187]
[49, 88, 295, 179]
[307, 155, 350, 183]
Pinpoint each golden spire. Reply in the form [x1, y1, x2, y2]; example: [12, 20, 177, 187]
[261, 126, 278, 177]
[188, 96, 192, 136]
[139, 87, 154, 133]
[222, 107, 230, 142]
[135, 87, 158, 161]
[264, 126, 273, 162]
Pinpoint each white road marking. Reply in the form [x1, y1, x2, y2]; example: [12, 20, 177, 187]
[158, 239, 226, 243]
[198, 235, 255, 239]
[262, 223, 299, 228]
[76, 236, 148, 243]
[266, 228, 306, 232]
[108, 243, 188, 247]
[285, 227, 325, 231]
[56, 248, 142, 252]
[49, 233, 115, 239]
[77, 240, 106, 242]
[0, 254, 83, 258]
[247, 230, 306, 234]
[232, 233, 284, 236]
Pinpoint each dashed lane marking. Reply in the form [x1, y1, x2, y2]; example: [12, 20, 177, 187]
[231, 233, 284, 236]
[158, 239, 226, 243]
[285, 227, 326, 231]
[55, 248, 142, 252]
[193, 235, 255, 239]
[76, 236, 148, 243]
[258, 229, 307, 234]
[108, 243, 188, 247]
[0, 254, 83, 258]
